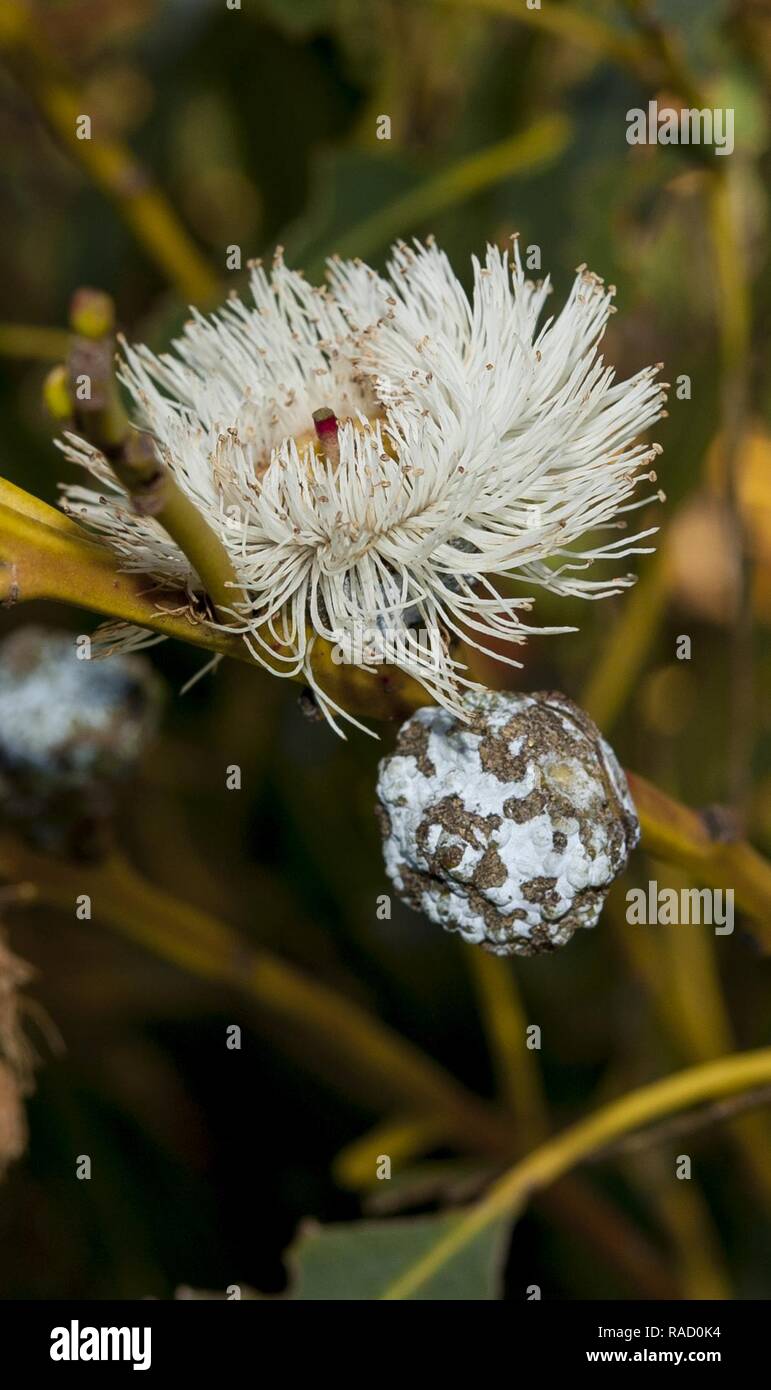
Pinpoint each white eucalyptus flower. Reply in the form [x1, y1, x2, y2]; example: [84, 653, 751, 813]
[58, 240, 666, 734]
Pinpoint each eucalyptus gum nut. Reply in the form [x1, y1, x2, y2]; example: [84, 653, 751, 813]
[0, 627, 163, 857]
[376, 689, 639, 955]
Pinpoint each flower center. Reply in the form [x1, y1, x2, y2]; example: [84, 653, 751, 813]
[287, 406, 387, 469]
[312, 407, 340, 467]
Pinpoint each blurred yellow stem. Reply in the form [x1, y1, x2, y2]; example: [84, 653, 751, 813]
[0, 324, 71, 360]
[0, 831, 680, 1296]
[365, 950, 551, 1190]
[630, 1152, 730, 1300]
[708, 171, 753, 808]
[627, 772, 771, 941]
[333, 1115, 448, 1191]
[430, 0, 649, 74]
[381, 1047, 771, 1298]
[614, 861, 771, 1208]
[0, 833, 518, 1158]
[482, 0, 757, 764]
[581, 549, 669, 732]
[311, 116, 570, 273]
[0, 1, 219, 305]
[466, 948, 548, 1139]
[709, 173, 751, 373]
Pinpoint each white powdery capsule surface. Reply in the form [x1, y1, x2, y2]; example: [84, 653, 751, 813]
[375, 690, 639, 955]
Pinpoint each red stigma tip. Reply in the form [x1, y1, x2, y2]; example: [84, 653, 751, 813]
[313, 407, 338, 440]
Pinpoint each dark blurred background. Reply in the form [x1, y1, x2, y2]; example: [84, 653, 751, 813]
[0, 0, 770, 1299]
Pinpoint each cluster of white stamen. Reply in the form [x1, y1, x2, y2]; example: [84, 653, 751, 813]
[58, 239, 666, 734]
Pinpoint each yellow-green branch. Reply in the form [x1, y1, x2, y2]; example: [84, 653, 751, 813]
[0, 324, 71, 361]
[467, 948, 548, 1138]
[381, 1047, 771, 1298]
[0, 1, 219, 305]
[429, 0, 649, 76]
[0, 832, 676, 1296]
[0, 489, 431, 718]
[0, 500, 244, 658]
[308, 115, 570, 276]
[0, 834, 515, 1159]
[1, 488, 770, 926]
[628, 771, 771, 937]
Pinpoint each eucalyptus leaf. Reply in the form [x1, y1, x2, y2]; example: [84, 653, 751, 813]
[284, 1210, 513, 1300]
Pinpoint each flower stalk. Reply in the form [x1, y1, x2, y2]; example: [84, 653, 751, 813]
[110, 432, 241, 620]
[48, 291, 241, 623]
